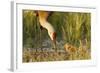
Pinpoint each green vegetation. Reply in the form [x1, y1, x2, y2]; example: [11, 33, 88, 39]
[23, 10, 91, 62]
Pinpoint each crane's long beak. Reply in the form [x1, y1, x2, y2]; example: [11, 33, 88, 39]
[52, 32, 57, 50]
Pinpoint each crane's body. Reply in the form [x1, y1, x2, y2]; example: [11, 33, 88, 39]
[37, 11, 56, 48]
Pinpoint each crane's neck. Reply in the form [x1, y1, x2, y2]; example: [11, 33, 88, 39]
[39, 19, 55, 40]
[39, 19, 55, 33]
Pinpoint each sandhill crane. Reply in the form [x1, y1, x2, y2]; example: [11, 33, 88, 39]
[35, 11, 57, 49]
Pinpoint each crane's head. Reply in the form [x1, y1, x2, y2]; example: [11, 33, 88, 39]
[52, 32, 56, 44]
[48, 31, 57, 48]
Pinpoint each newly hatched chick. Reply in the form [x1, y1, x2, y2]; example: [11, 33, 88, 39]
[64, 43, 78, 60]
[64, 43, 77, 54]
